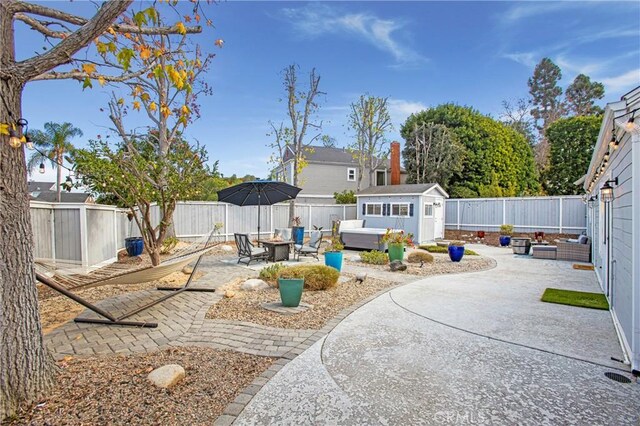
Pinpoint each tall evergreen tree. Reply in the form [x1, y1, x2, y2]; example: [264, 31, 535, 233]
[565, 74, 605, 116]
[528, 58, 565, 170]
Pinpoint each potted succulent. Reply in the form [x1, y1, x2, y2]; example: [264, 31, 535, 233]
[277, 268, 305, 307]
[381, 228, 414, 263]
[324, 236, 344, 272]
[291, 216, 304, 245]
[499, 224, 514, 247]
[448, 241, 465, 262]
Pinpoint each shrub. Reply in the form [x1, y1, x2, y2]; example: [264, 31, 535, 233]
[333, 189, 357, 204]
[160, 236, 179, 254]
[407, 251, 434, 264]
[419, 245, 478, 255]
[259, 263, 285, 282]
[500, 224, 514, 236]
[360, 250, 389, 265]
[277, 264, 340, 291]
[449, 240, 465, 247]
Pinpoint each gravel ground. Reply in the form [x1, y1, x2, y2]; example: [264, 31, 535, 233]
[345, 252, 496, 277]
[5, 347, 275, 426]
[206, 275, 399, 330]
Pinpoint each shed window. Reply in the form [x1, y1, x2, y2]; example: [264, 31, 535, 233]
[391, 203, 410, 217]
[424, 203, 434, 217]
[365, 203, 382, 216]
[347, 168, 357, 181]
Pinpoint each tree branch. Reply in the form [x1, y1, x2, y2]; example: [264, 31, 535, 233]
[30, 67, 150, 82]
[14, 13, 67, 39]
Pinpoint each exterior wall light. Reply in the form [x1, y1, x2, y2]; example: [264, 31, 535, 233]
[600, 178, 618, 203]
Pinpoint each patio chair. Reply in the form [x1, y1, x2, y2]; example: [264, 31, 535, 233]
[274, 227, 293, 241]
[557, 235, 591, 262]
[293, 230, 323, 261]
[234, 233, 269, 265]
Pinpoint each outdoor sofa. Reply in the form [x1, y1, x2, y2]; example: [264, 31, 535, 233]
[556, 235, 591, 262]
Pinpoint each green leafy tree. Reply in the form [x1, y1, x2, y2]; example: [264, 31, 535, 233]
[402, 122, 463, 191]
[333, 190, 357, 204]
[545, 116, 601, 195]
[401, 104, 540, 198]
[74, 135, 213, 264]
[565, 74, 605, 116]
[27, 122, 83, 202]
[528, 58, 565, 169]
[347, 95, 393, 191]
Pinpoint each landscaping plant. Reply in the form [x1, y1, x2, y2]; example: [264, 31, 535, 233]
[419, 245, 478, 255]
[259, 263, 285, 283]
[360, 250, 389, 265]
[407, 251, 434, 264]
[381, 228, 414, 246]
[277, 265, 340, 291]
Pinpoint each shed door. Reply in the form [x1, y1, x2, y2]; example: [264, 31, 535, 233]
[423, 202, 435, 242]
[433, 198, 444, 239]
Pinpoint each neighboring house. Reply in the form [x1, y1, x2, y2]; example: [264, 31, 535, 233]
[272, 142, 407, 204]
[583, 86, 640, 373]
[29, 181, 94, 203]
[357, 183, 448, 244]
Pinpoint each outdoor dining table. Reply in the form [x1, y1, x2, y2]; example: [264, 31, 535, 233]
[260, 240, 294, 262]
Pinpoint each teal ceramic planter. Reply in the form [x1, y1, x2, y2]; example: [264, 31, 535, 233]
[278, 278, 304, 307]
[324, 251, 343, 271]
[387, 243, 405, 262]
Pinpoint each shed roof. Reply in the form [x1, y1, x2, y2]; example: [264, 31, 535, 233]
[357, 183, 447, 197]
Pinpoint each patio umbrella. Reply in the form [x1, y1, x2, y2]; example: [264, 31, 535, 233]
[217, 180, 302, 241]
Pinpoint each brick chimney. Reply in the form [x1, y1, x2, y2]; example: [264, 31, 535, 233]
[390, 141, 401, 185]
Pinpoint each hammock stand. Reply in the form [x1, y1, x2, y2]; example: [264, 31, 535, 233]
[35, 230, 219, 328]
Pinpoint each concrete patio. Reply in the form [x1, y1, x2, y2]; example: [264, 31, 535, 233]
[234, 245, 640, 425]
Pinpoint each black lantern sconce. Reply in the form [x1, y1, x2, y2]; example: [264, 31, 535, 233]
[600, 178, 618, 203]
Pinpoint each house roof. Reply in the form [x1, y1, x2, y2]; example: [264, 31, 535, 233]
[29, 181, 93, 203]
[357, 183, 448, 197]
[283, 145, 406, 172]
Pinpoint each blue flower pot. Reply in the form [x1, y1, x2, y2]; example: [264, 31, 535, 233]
[292, 226, 305, 245]
[125, 237, 144, 256]
[324, 251, 343, 272]
[499, 236, 511, 247]
[448, 245, 465, 262]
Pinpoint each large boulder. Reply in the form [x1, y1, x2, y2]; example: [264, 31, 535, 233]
[389, 260, 407, 272]
[220, 245, 234, 252]
[241, 278, 270, 291]
[148, 364, 186, 389]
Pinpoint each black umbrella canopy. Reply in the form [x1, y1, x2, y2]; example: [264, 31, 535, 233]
[217, 180, 302, 242]
[217, 180, 301, 206]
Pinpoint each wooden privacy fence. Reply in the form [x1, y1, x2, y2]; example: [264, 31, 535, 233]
[31, 201, 357, 267]
[445, 196, 587, 234]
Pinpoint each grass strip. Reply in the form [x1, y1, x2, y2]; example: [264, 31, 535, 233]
[541, 288, 609, 310]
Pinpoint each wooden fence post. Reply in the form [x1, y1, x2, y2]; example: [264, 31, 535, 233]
[457, 199, 461, 230]
[79, 205, 89, 267]
[559, 197, 563, 234]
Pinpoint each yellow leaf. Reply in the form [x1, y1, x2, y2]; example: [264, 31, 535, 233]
[0, 123, 9, 136]
[175, 22, 186, 35]
[181, 105, 190, 115]
[82, 63, 96, 74]
[133, 101, 141, 111]
[140, 47, 151, 60]
[149, 102, 157, 112]
[117, 98, 124, 105]
[98, 76, 106, 86]
[215, 39, 224, 48]
[140, 93, 150, 102]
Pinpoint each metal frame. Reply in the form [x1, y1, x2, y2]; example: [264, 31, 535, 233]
[234, 233, 269, 265]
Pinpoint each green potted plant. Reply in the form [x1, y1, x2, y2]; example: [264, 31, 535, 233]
[277, 268, 305, 307]
[381, 228, 414, 262]
[291, 216, 304, 245]
[448, 240, 465, 262]
[324, 236, 344, 272]
[499, 224, 514, 247]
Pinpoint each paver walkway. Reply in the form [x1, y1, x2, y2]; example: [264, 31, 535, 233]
[44, 257, 315, 359]
[235, 245, 640, 425]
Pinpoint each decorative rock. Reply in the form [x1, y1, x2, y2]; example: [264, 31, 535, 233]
[389, 260, 407, 272]
[220, 245, 234, 252]
[147, 364, 185, 389]
[349, 255, 361, 262]
[241, 278, 270, 291]
[224, 290, 236, 298]
[182, 265, 194, 274]
[338, 276, 351, 284]
[355, 272, 367, 283]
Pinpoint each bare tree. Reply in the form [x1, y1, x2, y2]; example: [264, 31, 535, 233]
[500, 98, 535, 146]
[347, 95, 392, 191]
[0, 1, 208, 418]
[268, 64, 323, 224]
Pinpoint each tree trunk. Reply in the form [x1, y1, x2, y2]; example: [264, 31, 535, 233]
[56, 151, 62, 203]
[0, 76, 56, 421]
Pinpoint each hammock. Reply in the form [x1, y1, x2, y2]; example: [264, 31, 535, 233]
[35, 228, 221, 328]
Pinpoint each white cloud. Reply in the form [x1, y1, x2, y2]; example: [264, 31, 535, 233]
[502, 52, 538, 68]
[600, 69, 640, 92]
[280, 4, 426, 68]
[388, 99, 428, 124]
[502, 2, 595, 24]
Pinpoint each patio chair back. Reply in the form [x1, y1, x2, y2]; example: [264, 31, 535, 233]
[308, 230, 323, 248]
[234, 233, 253, 257]
[275, 227, 293, 241]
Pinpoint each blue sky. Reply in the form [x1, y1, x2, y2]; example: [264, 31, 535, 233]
[17, 1, 640, 181]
